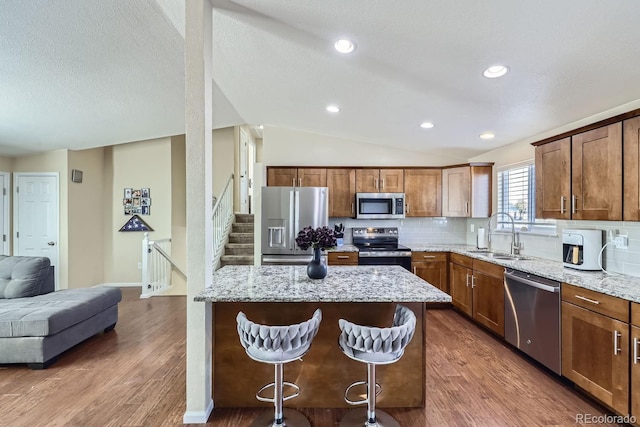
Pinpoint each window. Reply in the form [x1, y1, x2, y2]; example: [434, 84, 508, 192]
[496, 161, 556, 234]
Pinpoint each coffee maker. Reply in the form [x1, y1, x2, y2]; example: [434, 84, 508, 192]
[562, 229, 603, 271]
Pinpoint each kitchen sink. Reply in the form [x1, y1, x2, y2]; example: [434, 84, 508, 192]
[468, 249, 491, 253]
[487, 253, 530, 261]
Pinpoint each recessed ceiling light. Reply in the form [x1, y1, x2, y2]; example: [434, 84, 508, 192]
[258, 125, 264, 129]
[326, 105, 340, 113]
[334, 39, 356, 54]
[480, 132, 495, 140]
[483, 65, 509, 79]
[420, 122, 435, 129]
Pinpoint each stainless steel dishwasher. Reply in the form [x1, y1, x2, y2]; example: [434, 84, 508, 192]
[504, 269, 561, 375]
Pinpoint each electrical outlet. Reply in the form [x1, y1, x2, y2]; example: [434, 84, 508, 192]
[470, 224, 475, 233]
[137, 262, 142, 270]
[613, 235, 629, 249]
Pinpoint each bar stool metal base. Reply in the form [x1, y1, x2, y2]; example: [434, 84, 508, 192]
[339, 408, 400, 427]
[250, 408, 311, 427]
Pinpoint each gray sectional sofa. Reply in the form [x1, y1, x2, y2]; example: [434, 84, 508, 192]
[0, 255, 122, 369]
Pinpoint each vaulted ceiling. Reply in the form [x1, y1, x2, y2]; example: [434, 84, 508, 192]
[1, 0, 640, 161]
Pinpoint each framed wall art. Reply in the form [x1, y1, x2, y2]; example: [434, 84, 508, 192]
[123, 188, 151, 215]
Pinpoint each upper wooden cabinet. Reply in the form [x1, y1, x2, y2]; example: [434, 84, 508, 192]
[442, 165, 492, 218]
[535, 137, 571, 220]
[534, 123, 622, 221]
[355, 169, 404, 193]
[267, 167, 327, 187]
[572, 123, 622, 220]
[404, 169, 441, 217]
[327, 168, 356, 217]
[624, 116, 640, 221]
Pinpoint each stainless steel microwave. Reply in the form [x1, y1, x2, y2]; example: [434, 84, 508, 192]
[356, 192, 405, 219]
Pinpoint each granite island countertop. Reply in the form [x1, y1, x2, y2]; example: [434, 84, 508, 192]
[195, 265, 452, 303]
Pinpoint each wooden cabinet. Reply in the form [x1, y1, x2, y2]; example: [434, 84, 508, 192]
[449, 254, 504, 336]
[442, 164, 492, 218]
[471, 259, 504, 336]
[624, 116, 640, 221]
[535, 137, 571, 219]
[571, 123, 622, 220]
[267, 167, 327, 187]
[404, 169, 442, 217]
[328, 251, 358, 266]
[535, 122, 623, 221]
[449, 254, 473, 315]
[355, 169, 404, 193]
[411, 252, 448, 293]
[327, 168, 356, 217]
[632, 303, 640, 425]
[561, 283, 630, 415]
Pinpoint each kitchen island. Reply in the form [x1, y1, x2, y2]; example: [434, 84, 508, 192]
[195, 265, 451, 408]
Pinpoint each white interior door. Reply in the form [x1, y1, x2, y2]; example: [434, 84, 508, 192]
[0, 172, 9, 255]
[239, 128, 249, 214]
[13, 173, 59, 283]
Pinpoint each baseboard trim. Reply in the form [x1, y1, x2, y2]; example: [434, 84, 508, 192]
[183, 399, 214, 424]
[99, 283, 142, 288]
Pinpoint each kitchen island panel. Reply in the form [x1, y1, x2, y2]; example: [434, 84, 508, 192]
[214, 301, 425, 408]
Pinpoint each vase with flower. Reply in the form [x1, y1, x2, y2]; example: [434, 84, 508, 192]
[295, 226, 337, 279]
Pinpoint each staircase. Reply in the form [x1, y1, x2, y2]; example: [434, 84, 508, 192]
[220, 213, 254, 267]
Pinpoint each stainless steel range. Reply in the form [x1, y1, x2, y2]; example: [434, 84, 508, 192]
[352, 227, 412, 271]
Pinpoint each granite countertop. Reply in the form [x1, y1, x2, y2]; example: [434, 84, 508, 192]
[329, 243, 640, 303]
[195, 265, 452, 303]
[327, 244, 359, 252]
[413, 244, 640, 304]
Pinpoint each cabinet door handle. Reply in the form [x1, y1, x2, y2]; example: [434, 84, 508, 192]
[337, 255, 349, 259]
[406, 203, 409, 213]
[375, 178, 379, 190]
[298, 178, 302, 187]
[471, 275, 476, 288]
[560, 196, 565, 214]
[574, 294, 600, 305]
[634, 337, 639, 364]
[571, 195, 578, 214]
[465, 273, 470, 287]
[613, 330, 622, 356]
[423, 255, 436, 259]
[351, 202, 355, 215]
[465, 201, 469, 214]
[292, 178, 296, 186]
[413, 266, 417, 274]
[381, 178, 385, 190]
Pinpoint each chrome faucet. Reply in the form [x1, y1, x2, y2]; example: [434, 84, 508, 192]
[487, 212, 521, 255]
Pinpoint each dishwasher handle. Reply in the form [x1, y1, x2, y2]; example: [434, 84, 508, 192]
[504, 270, 560, 293]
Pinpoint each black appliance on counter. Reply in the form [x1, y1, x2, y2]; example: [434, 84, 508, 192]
[352, 227, 411, 271]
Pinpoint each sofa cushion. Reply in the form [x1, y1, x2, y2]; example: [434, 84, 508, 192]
[0, 256, 53, 299]
[0, 286, 122, 337]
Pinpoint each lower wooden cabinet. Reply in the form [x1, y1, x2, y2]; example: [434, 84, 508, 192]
[561, 285, 630, 416]
[449, 254, 504, 337]
[328, 252, 358, 266]
[411, 252, 448, 293]
[632, 303, 640, 425]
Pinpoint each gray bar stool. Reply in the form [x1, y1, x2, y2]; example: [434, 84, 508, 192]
[338, 304, 417, 427]
[236, 309, 322, 427]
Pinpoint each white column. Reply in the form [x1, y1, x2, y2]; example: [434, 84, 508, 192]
[183, 0, 214, 423]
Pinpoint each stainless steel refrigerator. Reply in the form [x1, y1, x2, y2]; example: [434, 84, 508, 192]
[261, 186, 329, 265]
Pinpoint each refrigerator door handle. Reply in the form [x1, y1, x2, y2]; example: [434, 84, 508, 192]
[293, 190, 301, 249]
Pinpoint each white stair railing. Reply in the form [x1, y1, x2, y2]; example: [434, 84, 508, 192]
[141, 234, 186, 298]
[212, 173, 235, 272]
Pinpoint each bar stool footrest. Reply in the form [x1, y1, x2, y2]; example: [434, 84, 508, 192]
[344, 380, 382, 406]
[255, 381, 301, 403]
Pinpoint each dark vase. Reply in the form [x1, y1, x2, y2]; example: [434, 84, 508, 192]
[307, 247, 328, 279]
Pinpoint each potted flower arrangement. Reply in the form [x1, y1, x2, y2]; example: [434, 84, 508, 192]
[295, 226, 336, 279]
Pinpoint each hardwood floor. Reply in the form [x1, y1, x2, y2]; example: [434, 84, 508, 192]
[0, 288, 625, 426]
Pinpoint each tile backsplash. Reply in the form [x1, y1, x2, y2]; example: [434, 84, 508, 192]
[330, 216, 640, 278]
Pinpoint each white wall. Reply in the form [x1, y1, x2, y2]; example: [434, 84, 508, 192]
[263, 126, 454, 166]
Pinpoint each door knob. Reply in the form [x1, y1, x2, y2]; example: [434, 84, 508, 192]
[47, 242, 55, 246]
